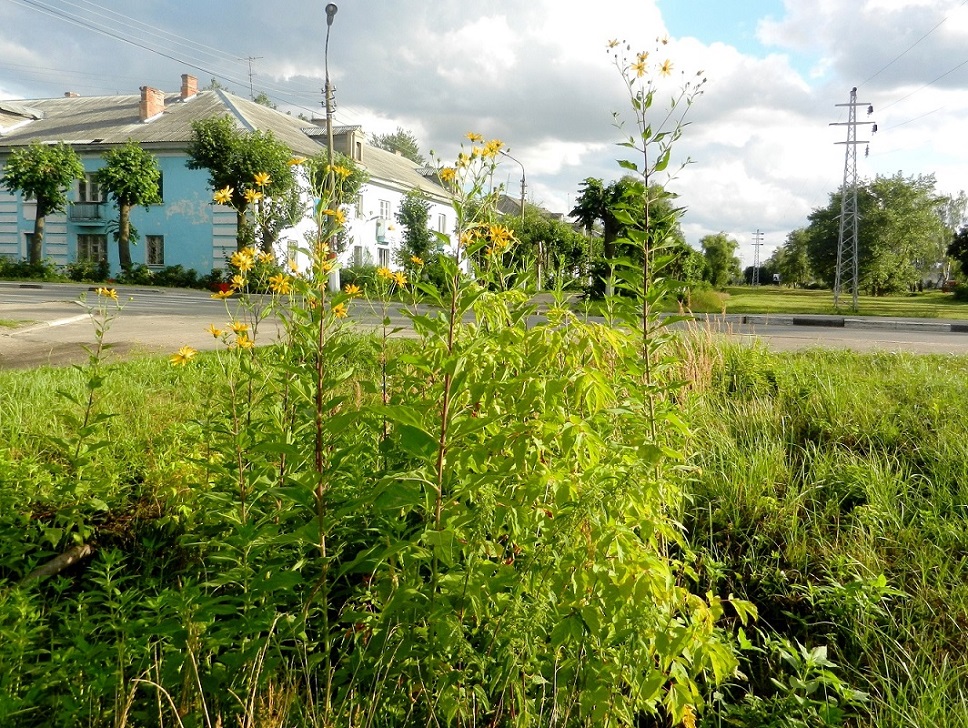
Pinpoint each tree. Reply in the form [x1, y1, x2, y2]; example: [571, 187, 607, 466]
[186, 115, 297, 251]
[252, 92, 276, 109]
[570, 177, 630, 263]
[370, 127, 426, 165]
[805, 173, 948, 295]
[96, 141, 162, 270]
[394, 190, 435, 265]
[947, 225, 968, 278]
[1, 142, 84, 264]
[507, 205, 590, 289]
[700, 233, 741, 287]
[766, 228, 813, 287]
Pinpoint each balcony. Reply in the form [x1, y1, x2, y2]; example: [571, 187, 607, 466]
[69, 202, 107, 224]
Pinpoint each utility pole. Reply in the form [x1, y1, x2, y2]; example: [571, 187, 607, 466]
[830, 87, 876, 312]
[242, 56, 264, 99]
[751, 229, 764, 286]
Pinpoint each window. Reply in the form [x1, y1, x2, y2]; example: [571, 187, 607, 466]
[378, 247, 390, 268]
[77, 234, 107, 263]
[353, 245, 364, 267]
[438, 213, 447, 233]
[77, 173, 105, 203]
[155, 172, 164, 203]
[379, 199, 391, 220]
[146, 235, 164, 266]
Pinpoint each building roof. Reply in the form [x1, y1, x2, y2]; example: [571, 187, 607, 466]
[0, 81, 452, 201]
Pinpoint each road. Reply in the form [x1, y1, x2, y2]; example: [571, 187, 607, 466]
[3, 281, 968, 369]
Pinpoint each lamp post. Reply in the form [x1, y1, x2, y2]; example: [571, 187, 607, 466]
[500, 149, 540, 289]
[324, 3, 339, 292]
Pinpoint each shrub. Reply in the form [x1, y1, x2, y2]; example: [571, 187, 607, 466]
[0, 256, 64, 281]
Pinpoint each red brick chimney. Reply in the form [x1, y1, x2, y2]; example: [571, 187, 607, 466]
[139, 86, 165, 121]
[180, 74, 198, 101]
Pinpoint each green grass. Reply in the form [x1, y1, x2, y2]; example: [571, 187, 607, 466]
[0, 319, 30, 329]
[705, 285, 968, 318]
[3, 340, 968, 726]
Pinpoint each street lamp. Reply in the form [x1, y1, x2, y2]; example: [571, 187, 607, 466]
[500, 149, 541, 289]
[324, 3, 339, 291]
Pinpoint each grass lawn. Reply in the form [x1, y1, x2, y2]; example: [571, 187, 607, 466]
[691, 285, 968, 319]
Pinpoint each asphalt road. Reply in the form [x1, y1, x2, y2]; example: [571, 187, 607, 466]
[4, 281, 968, 369]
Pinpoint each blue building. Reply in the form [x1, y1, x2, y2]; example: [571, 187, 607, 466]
[0, 75, 454, 277]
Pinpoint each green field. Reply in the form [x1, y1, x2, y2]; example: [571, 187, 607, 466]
[2, 334, 967, 726]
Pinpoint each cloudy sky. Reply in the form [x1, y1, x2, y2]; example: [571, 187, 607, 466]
[2, 0, 968, 264]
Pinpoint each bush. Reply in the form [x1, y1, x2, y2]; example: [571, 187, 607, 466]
[115, 264, 155, 286]
[339, 262, 378, 292]
[148, 264, 200, 288]
[0, 256, 64, 281]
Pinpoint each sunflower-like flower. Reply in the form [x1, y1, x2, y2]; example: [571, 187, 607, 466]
[322, 208, 347, 225]
[288, 157, 307, 166]
[253, 172, 271, 187]
[230, 274, 248, 290]
[268, 273, 291, 295]
[632, 60, 647, 77]
[229, 320, 249, 335]
[211, 290, 234, 300]
[94, 287, 118, 301]
[659, 59, 673, 76]
[235, 333, 254, 349]
[344, 283, 362, 297]
[332, 302, 348, 318]
[257, 250, 274, 264]
[213, 186, 233, 205]
[207, 323, 223, 338]
[481, 139, 503, 158]
[376, 266, 393, 281]
[327, 164, 352, 179]
[244, 189, 263, 204]
[170, 346, 197, 366]
[392, 271, 407, 287]
[466, 132, 484, 143]
[439, 167, 457, 183]
[230, 249, 255, 272]
[607, 39, 620, 49]
[410, 255, 424, 266]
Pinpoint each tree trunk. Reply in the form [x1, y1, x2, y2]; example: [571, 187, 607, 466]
[118, 203, 132, 270]
[30, 208, 45, 265]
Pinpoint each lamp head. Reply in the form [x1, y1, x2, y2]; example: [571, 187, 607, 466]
[325, 3, 338, 26]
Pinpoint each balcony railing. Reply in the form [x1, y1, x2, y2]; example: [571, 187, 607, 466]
[69, 202, 106, 222]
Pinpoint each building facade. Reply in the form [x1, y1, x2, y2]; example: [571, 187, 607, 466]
[0, 76, 454, 277]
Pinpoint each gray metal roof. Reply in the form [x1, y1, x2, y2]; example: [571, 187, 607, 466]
[0, 85, 451, 201]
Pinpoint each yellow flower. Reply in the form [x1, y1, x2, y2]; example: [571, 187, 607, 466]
[607, 39, 620, 49]
[660, 34, 670, 45]
[235, 333, 254, 349]
[466, 132, 483, 143]
[230, 250, 254, 271]
[327, 164, 352, 179]
[230, 274, 248, 290]
[439, 167, 456, 183]
[288, 258, 299, 273]
[94, 287, 118, 301]
[211, 290, 234, 300]
[632, 60, 647, 77]
[170, 346, 197, 366]
[660, 59, 673, 76]
[229, 320, 249, 335]
[213, 186, 233, 205]
[456, 152, 471, 168]
[323, 208, 347, 225]
[269, 273, 292, 295]
[637, 51, 649, 63]
[489, 224, 513, 244]
[253, 172, 271, 187]
[288, 157, 307, 166]
[376, 266, 393, 280]
[257, 251, 274, 264]
[207, 323, 223, 338]
[344, 283, 362, 297]
[482, 139, 503, 158]
[244, 188, 263, 204]
[681, 704, 696, 728]
[392, 271, 407, 287]
[332, 302, 348, 318]
[410, 255, 424, 266]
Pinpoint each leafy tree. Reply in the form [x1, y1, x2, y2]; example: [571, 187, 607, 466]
[805, 173, 948, 295]
[370, 127, 426, 165]
[700, 233, 741, 287]
[394, 190, 435, 264]
[507, 205, 590, 288]
[1, 142, 85, 264]
[252, 92, 276, 109]
[570, 177, 632, 263]
[186, 115, 297, 251]
[765, 228, 813, 287]
[947, 225, 968, 278]
[96, 141, 162, 270]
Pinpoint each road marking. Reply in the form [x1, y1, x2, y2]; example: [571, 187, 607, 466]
[5, 313, 90, 337]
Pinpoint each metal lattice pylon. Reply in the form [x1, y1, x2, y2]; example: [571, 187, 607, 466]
[831, 87, 874, 312]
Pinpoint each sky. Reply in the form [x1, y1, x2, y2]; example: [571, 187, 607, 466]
[2, 0, 968, 265]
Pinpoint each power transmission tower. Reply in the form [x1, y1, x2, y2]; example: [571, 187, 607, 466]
[830, 87, 875, 312]
[751, 229, 764, 286]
